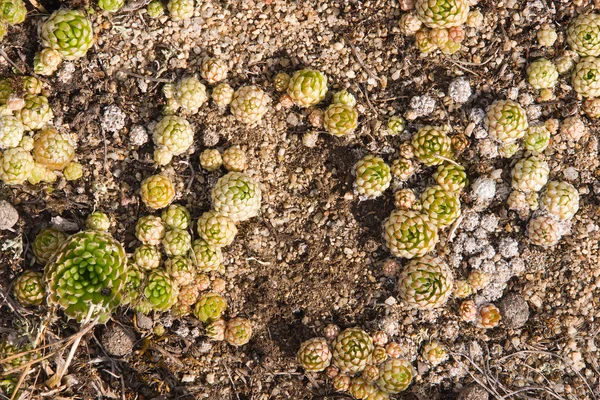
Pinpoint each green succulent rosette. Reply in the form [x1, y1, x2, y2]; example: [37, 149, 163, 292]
[191, 238, 223, 272]
[415, 0, 469, 29]
[122, 263, 146, 306]
[211, 172, 262, 222]
[332, 327, 374, 374]
[193, 292, 227, 323]
[98, 0, 124, 12]
[13, 270, 45, 306]
[397, 255, 453, 310]
[161, 204, 191, 230]
[0, 0, 27, 25]
[32, 228, 68, 264]
[433, 163, 468, 192]
[286, 69, 328, 107]
[85, 211, 111, 231]
[354, 155, 391, 198]
[139, 269, 179, 312]
[41, 9, 94, 61]
[376, 359, 414, 393]
[383, 210, 439, 259]
[324, 103, 358, 137]
[44, 230, 127, 323]
[567, 13, 600, 57]
[297, 337, 332, 372]
[420, 185, 461, 228]
[411, 126, 453, 166]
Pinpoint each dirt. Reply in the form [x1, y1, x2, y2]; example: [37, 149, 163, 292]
[1, 0, 600, 399]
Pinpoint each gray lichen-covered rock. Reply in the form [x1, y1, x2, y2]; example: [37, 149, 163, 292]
[498, 292, 529, 329]
[458, 384, 489, 400]
[0, 200, 19, 230]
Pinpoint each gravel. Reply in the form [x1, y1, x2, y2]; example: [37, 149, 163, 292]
[0, 201, 18, 230]
[101, 323, 136, 357]
[457, 384, 489, 400]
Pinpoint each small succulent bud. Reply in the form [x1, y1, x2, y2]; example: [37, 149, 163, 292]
[140, 174, 176, 210]
[362, 365, 380, 383]
[332, 374, 351, 392]
[135, 215, 166, 246]
[540, 181, 579, 221]
[422, 341, 448, 366]
[212, 83, 234, 107]
[454, 280, 473, 298]
[527, 58, 558, 90]
[399, 13, 422, 36]
[415, 0, 469, 29]
[178, 282, 200, 307]
[465, 9, 483, 28]
[194, 292, 227, 323]
[63, 161, 83, 181]
[583, 97, 600, 119]
[231, 85, 270, 125]
[225, 317, 253, 346]
[273, 72, 291, 92]
[205, 319, 226, 341]
[165, 256, 195, 286]
[212, 277, 226, 293]
[433, 163, 468, 192]
[154, 147, 173, 166]
[162, 228, 192, 256]
[287, 69, 328, 108]
[32, 228, 67, 264]
[511, 155, 549, 193]
[324, 103, 358, 136]
[33, 48, 63, 76]
[0, 115, 24, 149]
[333, 328, 374, 374]
[387, 116, 405, 135]
[332, 90, 357, 107]
[560, 117, 586, 141]
[41, 10, 94, 60]
[572, 57, 600, 98]
[200, 148, 223, 171]
[140, 270, 179, 312]
[468, 270, 489, 291]
[297, 337, 332, 372]
[167, 0, 195, 20]
[212, 172, 262, 222]
[537, 24, 557, 47]
[393, 189, 416, 210]
[13, 271, 45, 306]
[349, 377, 375, 399]
[398, 256, 453, 309]
[448, 26, 465, 43]
[98, 0, 125, 12]
[383, 210, 439, 259]
[192, 238, 223, 272]
[567, 14, 600, 57]
[385, 342, 402, 358]
[415, 28, 436, 53]
[19, 135, 34, 151]
[324, 324, 340, 341]
[420, 185, 461, 228]
[197, 210, 237, 247]
[325, 365, 339, 378]
[484, 100, 528, 145]
[372, 331, 388, 347]
[372, 346, 388, 364]
[133, 245, 161, 270]
[478, 304, 501, 329]
[411, 126, 453, 166]
[377, 358, 415, 393]
[161, 204, 191, 230]
[523, 125, 550, 154]
[32, 128, 74, 171]
[459, 299, 477, 322]
[354, 155, 392, 199]
[308, 108, 324, 128]
[201, 58, 228, 84]
[391, 158, 416, 181]
[527, 215, 561, 247]
[222, 145, 247, 172]
[85, 211, 111, 231]
[382, 258, 401, 278]
[146, 0, 164, 17]
[154, 115, 194, 156]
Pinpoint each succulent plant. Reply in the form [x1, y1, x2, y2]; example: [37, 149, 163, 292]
[399, 13, 423, 36]
[191, 238, 223, 272]
[0, 338, 37, 375]
[154, 147, 172, 166]
[153, 115, 194, 156]
[286, 69, 328, 108]
[527, 216, 561, 247]
[211, 83, 234, 107]
[478, 304, 501, 328]
[527, 58, 558, 90]
[332, 327, 374, 374]
[459, 299, 477, 322]
[454, 280, 472, 298]
[13, 270, 45, 306]
[349, 377, 376, 399]
[162, 229, 192, 257]
[511, 155, 550, 193]
[323, 103, 358, 137]
[324, 324, 340, 341]
[297, 337, 332, 372]
[133, 245, 161, 270]
[273, 72, 291, 92]
[175, 77, 208, 113]
[420, 185, 461, 228]
[160, 204, 191, 230]
[222, 145, 247, 172]
[390, 157, 416, 181]
[27, 162, 56, 185]
[139, 270, 179, 312]
[41, 9, 94, 60]
[33, 48, 63, 76]
[135, 215, 165, 246]
[32, 228, 67, 264]
[0, 147, 33, 185]
[484, 100, 528, 144]
[387, 116, 405, 135]
[224, 317, 253, 346]
[0, 115, 24, 149]
[193, 292, 227, 322]
[365, 390, 390, 400]
[411, 126, 452, 166]
[468, 270, 489, 291]
[415, 28, 436, 53]
[230, 85, 270, 125]
[83, 211, 109, 231]
[372, 346, 388, 364]
[415, 0, 469, 29]
[167, 0, 194, 20]
[333, 374, 352, 392]
[32, 128, 74, 171]
[567, 14, 600, 57]
[537, 24, 558, 47]
[383, 210, 439, 259]
[361, 365, 380, 384]
[122, 263, 145, 306]
[0, 0, 26, 24]
[372, 331, 388, 347]
[376, 358, 414, 393]
[196, 210, 237, 247]
[433, 163, 467, 192]
[146, 0, 164, 17]
[211, 172, 261, 222]
[540, 181, 579, 221]
[63, 161, 83, 181]
[523, 125, 550, 154]
[354, 155, 391, 199]
[332, 90, 357, 107]
[140, 174, 175, 210]
[165, 256, 194, 286]
[572, 57, 600, 98]
[397, 255, 453, 309]
[20, 95, 53, 131]
[45, 230, 127, 323]
[393, 189, 417, 210]
[199, 148, 222, 171]
[19, 135, 34, 151]
[422, 341, 447, 366]
[584, 97, 600, 118]
[177, 280, 201, 306]
[98, 0, 124, 12]
[205, 319, 226, 341]
[201, 57, 228, 84]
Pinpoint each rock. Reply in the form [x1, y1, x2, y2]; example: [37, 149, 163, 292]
[0, 201, 18, 230]
[135, 312, 153, 331]
[458, 384, 489, 400]
[101, 323, 136, 357]
[498, 292, 529, 329]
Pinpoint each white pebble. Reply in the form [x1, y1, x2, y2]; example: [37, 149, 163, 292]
[448, 78, 472, 104]
[0, 200, 18, 230]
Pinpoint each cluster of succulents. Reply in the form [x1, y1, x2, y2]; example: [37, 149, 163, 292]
[274, 68, 359, 137]
[0, 0, 26, 41]
[453, 268, 501, 328]
[0, 335, 38, 397]
[399, 0, 483, 55]
[34, 9, 93, 76]
[297, 326, 422, 398]
[0, 77, 83, 185]
[199, 145, 248, 173]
